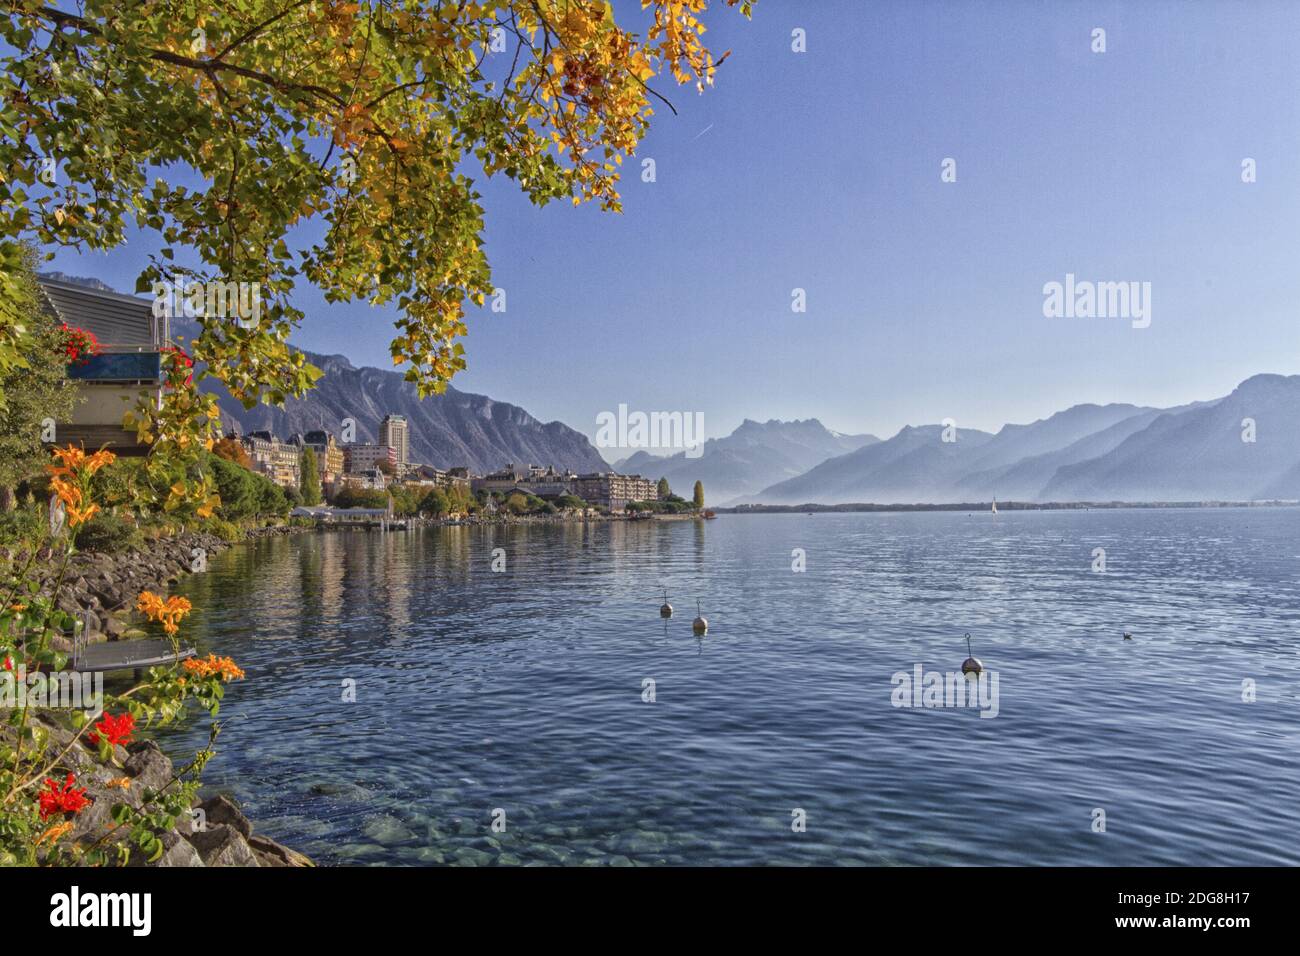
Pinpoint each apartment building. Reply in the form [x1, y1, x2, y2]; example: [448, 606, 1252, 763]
[572, 472, 659, 512]
[242, 430, 301, 488]
[472, 464, 530, 495]
[344, 443, 396, 476]
[378, 414, 409, 473]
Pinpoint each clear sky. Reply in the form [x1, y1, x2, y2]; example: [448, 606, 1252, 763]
[44, 0, 1300, 451]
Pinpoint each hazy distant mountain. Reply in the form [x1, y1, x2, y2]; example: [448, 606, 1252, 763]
[747, 377, 1294, 505]
[1042, 375, 1300, 501]
[619, 419, 878, 504]
[953, 403, 1160, 500]
[956, 408, 1163, 500]
[750, 424, 995, 504]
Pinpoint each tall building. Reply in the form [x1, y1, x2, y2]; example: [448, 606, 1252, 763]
[378, 414, 409, 473]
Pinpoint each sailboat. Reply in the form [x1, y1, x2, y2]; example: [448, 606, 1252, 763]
[991, 497, 998, 515]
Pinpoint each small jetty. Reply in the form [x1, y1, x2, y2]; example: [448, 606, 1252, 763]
[72, 639, 195, 675]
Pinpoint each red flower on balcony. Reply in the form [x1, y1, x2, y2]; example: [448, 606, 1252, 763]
[38, 773, 91, 821]
[87, 711, 136, 747]
[59, 324, 101, 366]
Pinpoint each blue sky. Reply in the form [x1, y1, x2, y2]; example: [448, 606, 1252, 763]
[44, 0, 1300, 452]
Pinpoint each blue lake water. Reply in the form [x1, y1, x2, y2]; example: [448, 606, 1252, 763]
[160, 510, 1300, 865]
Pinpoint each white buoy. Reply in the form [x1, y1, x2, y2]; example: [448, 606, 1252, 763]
[660, 588, 673, 618]
[692, 600, 708, 635]
[960, 632, 982, 675]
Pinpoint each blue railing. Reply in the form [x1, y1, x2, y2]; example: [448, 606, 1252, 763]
[67, 352, 162, 382]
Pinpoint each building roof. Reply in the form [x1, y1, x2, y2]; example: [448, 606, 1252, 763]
[37, 278, 163, 350]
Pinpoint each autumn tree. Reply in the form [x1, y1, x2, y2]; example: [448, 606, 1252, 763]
[0, 0, 753, 455]
[300, 446, 322, 506]
[692, 480, 704, 509]
[212, 436, 253, 470]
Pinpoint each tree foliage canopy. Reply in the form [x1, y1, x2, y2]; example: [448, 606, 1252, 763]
[0, 0, 752, 414]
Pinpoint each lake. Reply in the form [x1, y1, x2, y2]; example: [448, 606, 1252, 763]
[160, 510, 1300, 865]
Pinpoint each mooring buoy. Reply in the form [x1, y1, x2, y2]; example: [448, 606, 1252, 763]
[660, 587, 673, 618]
[692, 600, 708, 635]
[960, 632, 982, 675]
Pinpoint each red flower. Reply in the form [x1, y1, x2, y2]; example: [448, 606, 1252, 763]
[87, 711, 135, 747]
[59, 324, 101, 366]
[2, 656, 13, 672]
[38, 774, 92, 821]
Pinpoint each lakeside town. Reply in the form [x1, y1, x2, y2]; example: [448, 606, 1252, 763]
[239, 418, 687, 521]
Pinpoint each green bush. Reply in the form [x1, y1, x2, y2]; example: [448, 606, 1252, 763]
[208, 453, 290, 519]
[205, 517, 244, 543]
[0, 504, 43, 548]
[332, 483, 388, 509]
[74, 511, 144, 553]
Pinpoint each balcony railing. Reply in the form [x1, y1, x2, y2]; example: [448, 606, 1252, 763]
[67, 351, 162, 382]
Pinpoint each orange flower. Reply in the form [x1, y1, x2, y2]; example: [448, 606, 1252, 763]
[183, 655, 245, 682]
[85, 449, 116, 474]
[65, 502, 98, 528]
[34, 821, 75, 847]
[104, 777, 133, 791]
[49, 477, 81, 508]
[136, 591, 191, 635]
[47, 444, 87, 478]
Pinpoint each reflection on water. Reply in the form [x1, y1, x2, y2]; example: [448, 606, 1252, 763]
[161, 510, 1300, 865]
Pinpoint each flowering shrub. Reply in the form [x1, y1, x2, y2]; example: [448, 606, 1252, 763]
[58, 324, 100, 366]
[0, 444, 242, 866]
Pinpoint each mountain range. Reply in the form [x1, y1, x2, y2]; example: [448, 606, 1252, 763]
[37, 273, 1300, 503]
[745, 375, 1300, 505]
[199, 345, 609, 475]
[613, 418, 878, 503]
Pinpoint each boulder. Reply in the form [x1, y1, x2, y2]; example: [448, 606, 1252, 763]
[155, 831, 205, 867]
[248, 834, 315, 868]
[198, 794, 253, 837]
[124, 740, 173, 792]
[187, 824, 260, 867]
